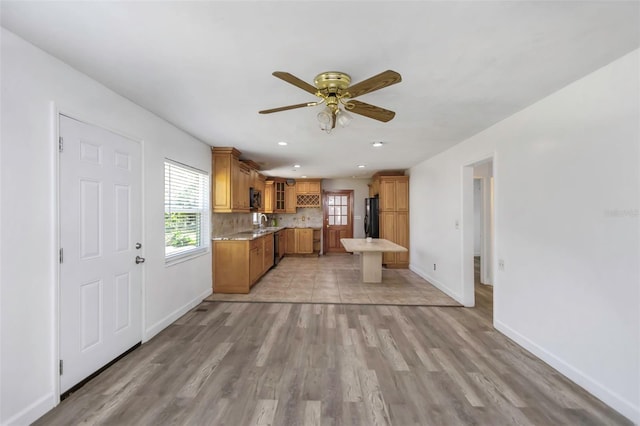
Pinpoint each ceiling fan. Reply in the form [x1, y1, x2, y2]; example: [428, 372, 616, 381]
[259, 70, 401, 132]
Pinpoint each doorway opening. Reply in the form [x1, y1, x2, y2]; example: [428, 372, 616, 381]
[462, 157, 495, 311]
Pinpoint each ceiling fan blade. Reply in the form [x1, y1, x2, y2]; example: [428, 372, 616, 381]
[272, 71, 318, 95]
[347, 100, 396, 122]
[259, 102, 317, 114]
[346, 70, 402, 98]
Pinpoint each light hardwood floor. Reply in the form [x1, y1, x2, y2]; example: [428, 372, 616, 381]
[34, 257, 631, 425]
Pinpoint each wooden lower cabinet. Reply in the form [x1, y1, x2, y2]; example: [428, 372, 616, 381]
[283, 228, 316, 255]
[213, 234, 275, 294]
[277, 230, 286, 259]
[263, 233, 274, 273]
[296, 228, 314, 254]
[249, 240, 262, 285]
[285, 228, 296, 254]
[380, 211, 409, 268]
[213, 240, 250, 293]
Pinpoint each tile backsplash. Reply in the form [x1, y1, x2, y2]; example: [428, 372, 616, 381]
[273, 208, 323, 228]
[211, 212, 253, 237]
[211, 208, 323, 237]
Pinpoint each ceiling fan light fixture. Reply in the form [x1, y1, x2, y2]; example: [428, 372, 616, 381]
[319, 122, 332, 133]
[261, 69, 401, 133]
[317, 106, 332, 125]
[337, 109, 353, 127]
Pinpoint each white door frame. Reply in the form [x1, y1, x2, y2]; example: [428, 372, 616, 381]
[52, 103, 146, 402]
[480, 175, 494, 285]
[461, 154, 497, 313]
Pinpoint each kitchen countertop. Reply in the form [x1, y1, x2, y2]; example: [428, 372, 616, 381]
[212, 226, 319, 241]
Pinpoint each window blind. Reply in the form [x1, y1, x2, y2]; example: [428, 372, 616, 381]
[164, 160, 209, 260]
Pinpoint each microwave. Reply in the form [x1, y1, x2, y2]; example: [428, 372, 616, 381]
[250, 187, 262, 209]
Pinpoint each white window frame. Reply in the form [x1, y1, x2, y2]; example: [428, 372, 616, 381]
[164, 159, 210, 264]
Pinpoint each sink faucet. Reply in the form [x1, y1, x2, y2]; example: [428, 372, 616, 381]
[258, 213, 268, 228]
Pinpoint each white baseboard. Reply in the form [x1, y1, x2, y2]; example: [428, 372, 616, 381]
[495, 319, 639, 424]
[3, 392, 56, 426]
[409, 263, 463, 304]
[143, 288, 212, 342]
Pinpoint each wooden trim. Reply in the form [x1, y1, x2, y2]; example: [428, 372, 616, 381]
[322, 189, 354, 254]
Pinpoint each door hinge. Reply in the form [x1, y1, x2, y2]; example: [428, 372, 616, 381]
[59, 248, 63, 264]
[58, 136, 64, 152]
[59, 359, 63, 375]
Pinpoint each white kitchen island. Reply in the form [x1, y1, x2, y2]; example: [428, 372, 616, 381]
[340, 238, 408, 283]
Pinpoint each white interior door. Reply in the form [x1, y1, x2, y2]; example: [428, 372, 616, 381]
[59, 115, 142, 393]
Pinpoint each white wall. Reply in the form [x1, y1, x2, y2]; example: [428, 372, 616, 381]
[322, 178, 371, 238]
[409, 50, 639, 422]
[0, 29, 211, 425]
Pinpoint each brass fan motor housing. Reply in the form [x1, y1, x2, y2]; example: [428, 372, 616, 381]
[314, 72, 351, 93]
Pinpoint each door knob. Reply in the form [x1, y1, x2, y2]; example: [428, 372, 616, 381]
[135, 242, 142, 249]
[135, 256, 145, 264]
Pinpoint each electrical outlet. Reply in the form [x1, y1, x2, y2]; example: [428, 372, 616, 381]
[455, 220, 459, 230]
[433, 263, 436, 271]
[498, 259, 505, 271]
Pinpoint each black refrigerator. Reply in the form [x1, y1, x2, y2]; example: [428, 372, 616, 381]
[364, 197, 379, 238]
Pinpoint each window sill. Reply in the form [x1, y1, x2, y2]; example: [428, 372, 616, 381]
[165, 247, 209, 267]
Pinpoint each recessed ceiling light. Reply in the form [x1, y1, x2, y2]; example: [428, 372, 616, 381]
[372, 141, 384, 147]
[294, 164, 301, 168]
[357, 164, 366, 168]
[278, 141, 288, 146]
[301, 175, 307, 178]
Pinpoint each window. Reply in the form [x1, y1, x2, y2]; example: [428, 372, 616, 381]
[165, 160, 209, 262]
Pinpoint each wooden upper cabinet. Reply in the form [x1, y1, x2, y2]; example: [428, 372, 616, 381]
[255, 173, 266, 213]
[264, 180, 274, 213]
[395, 177, 409, 211]
[379, 176, 409, 212]
[274, 180, 285, 212]
[213, 147, 264, 213]
[285, 184, 296, 213]
[213, 147, 250, 213]
[233, 160, 251, 211]
[295, 179, 321, 195]
[379, 179, 396, 211]
[295, 179, 321, 208]
[212, 148, 233, 211]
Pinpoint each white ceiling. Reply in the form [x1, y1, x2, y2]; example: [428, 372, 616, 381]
[2, 1, 638, 178]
